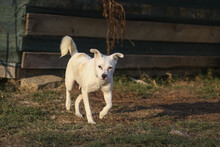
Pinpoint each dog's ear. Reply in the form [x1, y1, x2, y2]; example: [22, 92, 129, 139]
[90, 49, 102, 58]
[110, 53, 124, 60]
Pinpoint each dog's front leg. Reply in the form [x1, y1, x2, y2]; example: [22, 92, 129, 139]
[82, 89, 96, 124]
[99, 91, 112, 119]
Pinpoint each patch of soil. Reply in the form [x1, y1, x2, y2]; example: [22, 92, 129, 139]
[77, 86, 220, 125]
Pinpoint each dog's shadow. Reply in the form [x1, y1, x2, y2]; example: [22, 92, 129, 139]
[113, 105, 151, 113]
[111, 101, 220, 119]
[155, 101, 220, 119]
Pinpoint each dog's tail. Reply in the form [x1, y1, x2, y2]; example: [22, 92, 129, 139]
[60, 36, 78, 57]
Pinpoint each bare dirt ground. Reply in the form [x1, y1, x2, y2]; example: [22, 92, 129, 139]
[89, 86, 220, 125]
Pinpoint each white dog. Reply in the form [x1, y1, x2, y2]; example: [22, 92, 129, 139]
[60, 36, 124, 124]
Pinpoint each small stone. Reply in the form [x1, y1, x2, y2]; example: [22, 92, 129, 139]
[169, 129, 191, 138]
[51, 115, 57, 120]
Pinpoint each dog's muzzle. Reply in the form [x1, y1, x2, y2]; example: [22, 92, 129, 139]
[101, 74, 107, 80]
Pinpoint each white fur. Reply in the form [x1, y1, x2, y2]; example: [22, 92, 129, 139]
[60, 36, 124, 124]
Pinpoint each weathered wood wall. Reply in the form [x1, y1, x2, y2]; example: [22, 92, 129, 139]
[21, 12, 220, 72]
[1, 0, 220, 78]
[25, 13, 220, 43]
[22, 52, 220, 69]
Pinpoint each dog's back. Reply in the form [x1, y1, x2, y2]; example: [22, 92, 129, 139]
[66, 52, 92, 87]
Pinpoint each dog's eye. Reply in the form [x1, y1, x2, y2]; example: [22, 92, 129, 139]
[98, 65, 103, 70]
[108, 67, 112, 70]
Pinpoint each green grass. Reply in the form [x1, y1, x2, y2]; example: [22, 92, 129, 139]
[0, 70, 220, 146]
[23, 130, 81, 146]
[196, 77, 220, 99]
[176, 120, 220, 140]
[114, 74, 158, 97]
[27, 91, 62, 102]
[14, 120, 220, 146]
[0, 99, 46, 131]
[86, 121, 219, 147]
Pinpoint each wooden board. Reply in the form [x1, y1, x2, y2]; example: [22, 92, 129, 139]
[26, 0, 220, 10]
[118, 0, 220, 8]
[21, 52, 220, 69]
[124, 4, 220, 25]
[21, 52, 69, 69]
[21, 36, 220, 56]
[25, 13, 220, 43]
[119, 55, 220, 69]
[17, 68, 202, 78]
[26, 4, 220, 26]
[13, 0, 220, 24]
[17, 68, 65, 79]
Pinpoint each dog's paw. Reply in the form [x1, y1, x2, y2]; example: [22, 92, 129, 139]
[76, 113, 83, 118]
[99, 113, 105, 119]
[88, 120, 96, 124]
[65, 103, 71, 111]
[66, 107, 71, 111]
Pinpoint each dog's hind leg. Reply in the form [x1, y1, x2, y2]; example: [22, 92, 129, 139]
[75, 94, 83, 118]
[66, 90, 72, 111]
[65, 76, 75, 111]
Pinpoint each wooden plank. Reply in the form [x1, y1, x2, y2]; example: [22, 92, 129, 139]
[124, 4, 220, 25]
[27, 0, 84, 10]
[120, 0, 220, 9]
[21, 52, 220, 69]
[25, 13, 220, 43]
[21, 52, 69, 69]
[27, 0, 220, 10]
[21, 36, 220, 56]
[26, 5, 220, 26]
[17, 68, 202, 78]
[17, 68, 65, 79]
[25, 13, 107, 37]
[15, 0, 220, 25]
[118, 55, 220, 69]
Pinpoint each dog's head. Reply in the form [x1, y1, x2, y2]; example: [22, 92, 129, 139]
[90, 49, 124, 81]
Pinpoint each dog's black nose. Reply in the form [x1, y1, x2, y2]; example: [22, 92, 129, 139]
[102, 74, 107, 79]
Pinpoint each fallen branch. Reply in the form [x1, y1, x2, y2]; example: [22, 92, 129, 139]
[130, 77, 148, 85]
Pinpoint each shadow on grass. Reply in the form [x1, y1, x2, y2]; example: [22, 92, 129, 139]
[113, 105, 152, 113]
[156, 101, 220, 118]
